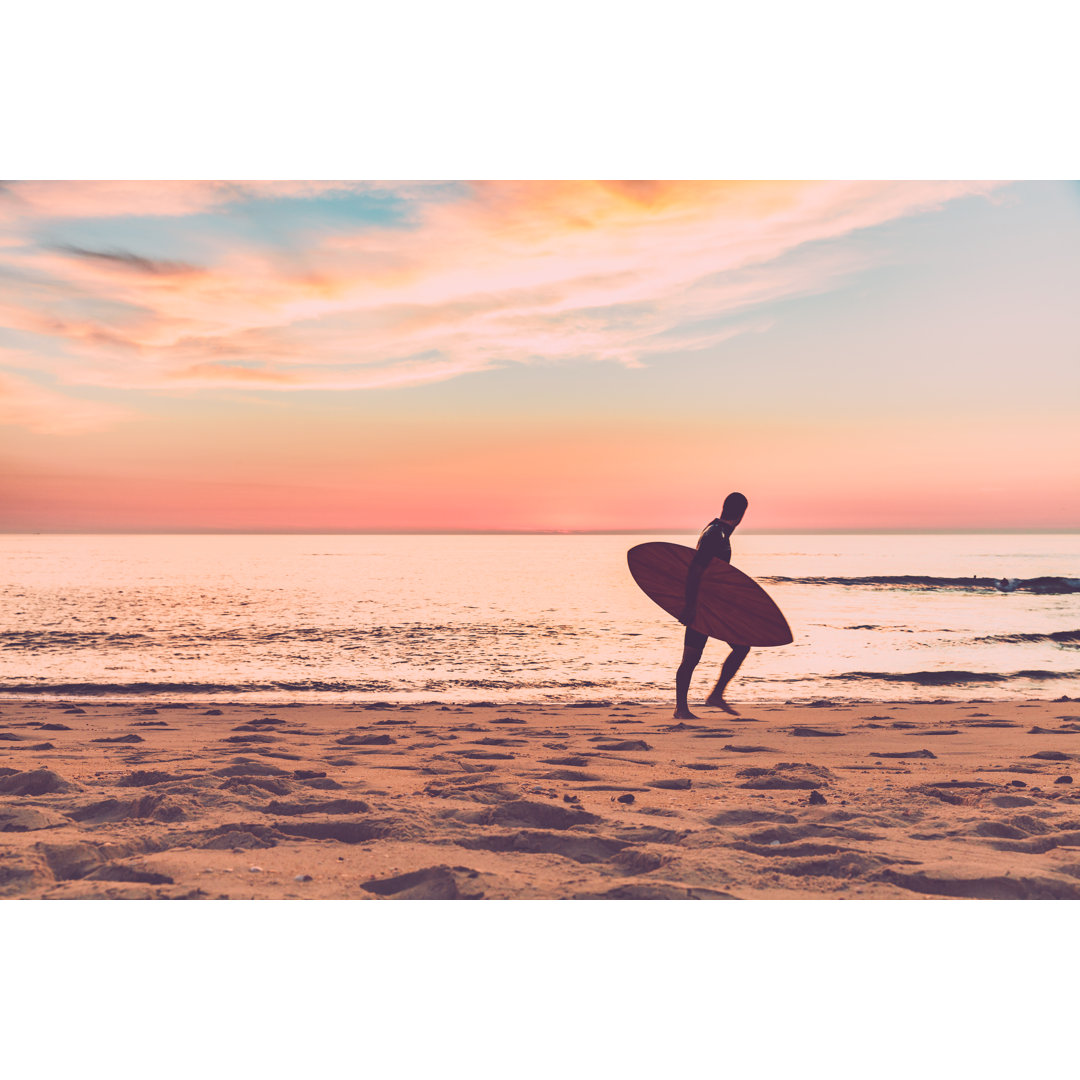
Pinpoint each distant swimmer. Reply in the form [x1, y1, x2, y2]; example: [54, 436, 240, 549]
[675, 492, 750, 719]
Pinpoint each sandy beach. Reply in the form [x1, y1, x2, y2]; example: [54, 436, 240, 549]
[2, 697, 1078, 899]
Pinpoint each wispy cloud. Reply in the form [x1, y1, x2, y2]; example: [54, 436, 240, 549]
[0, 180, 1005, 425]
[0, 369, 134, 434]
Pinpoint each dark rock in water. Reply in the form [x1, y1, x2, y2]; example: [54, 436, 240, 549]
[808, 790, 827, 805]
[616, 793, 635, 804]
[294, 874, 314, 883]
[595, 740, 652, 752]
[491, 717, 526, 725]
[204, 709, 223, 716]
[63, 707, 86, 715]
[28, 743, 56, 750]
[360, 865, 484, 900]
[293, 770, 327, 780]
[1009, 780, 1027, 787]
[221, 734, 277, 744]
[39, 724, 72, 732]
[0, 769, 77, 796]
[0, 733, 24, 741]
[1028, 750, 1071, 761]
[91, 734, 144, 744]
[335, 733, 395, 745]
[562, 794, 580, 804]
[1056, 775, 1074, 784]
[648, 778, 692, 791]
[791, 727, 845, 737]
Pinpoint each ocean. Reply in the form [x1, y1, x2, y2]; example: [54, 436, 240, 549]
[1, 533, 1078, 705]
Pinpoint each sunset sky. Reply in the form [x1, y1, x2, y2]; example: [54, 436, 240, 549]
[1, 179, 1077, 532]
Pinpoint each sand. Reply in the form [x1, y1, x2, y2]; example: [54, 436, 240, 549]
[2, 698, 1080, 899]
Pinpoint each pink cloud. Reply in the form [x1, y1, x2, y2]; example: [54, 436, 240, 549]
[0, 180, 1007, 409]
[0, 180, 391, 225]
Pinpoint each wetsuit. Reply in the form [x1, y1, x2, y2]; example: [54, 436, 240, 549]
[683, 518, 732, 649]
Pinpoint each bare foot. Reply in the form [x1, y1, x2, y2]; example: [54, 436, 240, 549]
[704, 696, 740, 716]
[673, 707, 699, 720]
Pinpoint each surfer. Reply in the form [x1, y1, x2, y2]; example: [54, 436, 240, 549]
[674, 492, 750, 719]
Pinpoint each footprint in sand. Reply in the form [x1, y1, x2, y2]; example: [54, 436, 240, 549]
[360, 865, 485, 900]
[870, 750, 936, 759]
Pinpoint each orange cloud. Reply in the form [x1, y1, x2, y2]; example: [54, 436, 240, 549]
[0, 181, 1006, 416]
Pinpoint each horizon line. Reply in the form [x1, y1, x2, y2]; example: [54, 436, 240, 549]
[2, 528, 1078, 537]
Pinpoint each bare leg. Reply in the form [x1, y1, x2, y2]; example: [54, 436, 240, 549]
[674, 628, 707, 719]
[704, 645, 751, 715]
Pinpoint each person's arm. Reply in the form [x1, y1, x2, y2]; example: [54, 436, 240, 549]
[678, 549, 712, 626]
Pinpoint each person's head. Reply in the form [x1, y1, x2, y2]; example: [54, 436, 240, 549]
[719, 492, 748, 530]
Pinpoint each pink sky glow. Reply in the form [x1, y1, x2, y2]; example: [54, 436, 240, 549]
[1, 180, 1077, 531]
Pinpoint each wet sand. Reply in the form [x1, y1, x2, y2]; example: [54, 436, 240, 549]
[2, 698, 1079, 899]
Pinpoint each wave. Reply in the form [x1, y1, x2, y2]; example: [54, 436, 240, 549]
[830, 669, 1080, 686]
[0, 680, 397, 696]
[0, 676, 618, 697]
[764, 575, 1080, 594]
[973, 630, 1080, 646]
[0, 622, 588, 654]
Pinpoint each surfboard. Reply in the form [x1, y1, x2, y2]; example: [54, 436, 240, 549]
[627, 542, 793, 646]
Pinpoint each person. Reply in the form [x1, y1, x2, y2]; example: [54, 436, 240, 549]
[674, 492, 750, 719]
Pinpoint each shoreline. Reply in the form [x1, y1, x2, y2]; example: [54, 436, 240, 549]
[3, 698, 1080, 899]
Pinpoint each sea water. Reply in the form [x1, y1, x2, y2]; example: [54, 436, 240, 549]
[1, 533, 1077, 704]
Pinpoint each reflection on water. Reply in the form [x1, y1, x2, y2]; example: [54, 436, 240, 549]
[1, 533, 1078, 703]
